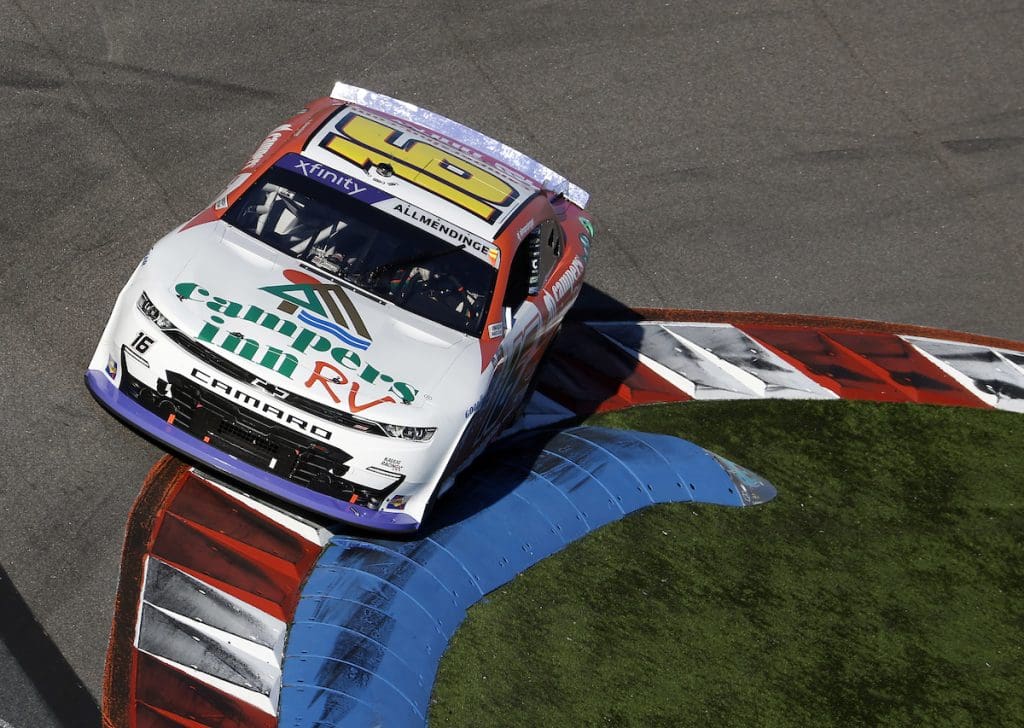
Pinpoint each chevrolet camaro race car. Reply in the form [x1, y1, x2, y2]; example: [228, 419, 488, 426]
[86, 82, 594, 532]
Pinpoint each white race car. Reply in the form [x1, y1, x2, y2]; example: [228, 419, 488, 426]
[86, 83, 594, 532]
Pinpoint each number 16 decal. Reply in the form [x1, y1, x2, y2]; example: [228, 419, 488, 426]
[131, 332, 154, 354]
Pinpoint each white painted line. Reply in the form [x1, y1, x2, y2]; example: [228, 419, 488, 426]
[902, 337, 996, 406]
[144, 601, 281, 669]
[589, 320, 838, 401]
[902, 336, 1020, 410]
[662, 325, 769, 397]
[589, 327, 698, 397]
[142, 556, 285, 651]
[133, 555, 152, 645]
[660, 323, 838, 399]
[997, 348, 1024, 379]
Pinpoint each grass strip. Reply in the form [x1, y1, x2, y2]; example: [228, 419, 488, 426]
[431, 401, 1023, 726]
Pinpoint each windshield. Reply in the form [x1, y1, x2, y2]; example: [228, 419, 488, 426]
[223, 164, 497, 336]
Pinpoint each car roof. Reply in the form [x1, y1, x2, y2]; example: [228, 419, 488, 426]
[298, 104, 540, 243]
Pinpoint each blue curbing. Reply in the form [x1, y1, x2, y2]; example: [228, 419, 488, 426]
[277, 426, 776, 727]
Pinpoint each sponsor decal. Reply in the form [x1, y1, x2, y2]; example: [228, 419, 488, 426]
[294, 115, 315, 136]
[321, 109, 520, 223]
[214, 173, 251, 211]
[516, 218, 536, 241]
[528, 242, 541, 290]
[487, 321, 505, 339]
[174, 277, 419, 404]
[276, 153, 390, 204]
[106, 356, 118, 379]
[189, 367, 333, 441]
[380, 456, 403, 472]
[390, 201, 499, 265]
[464, 393, 486, 418]
[542, 255, 585, 316]
[305, 360, 397, 413]
[244, 124, 292, 169]
[549, 256, 584, 302]
[261, 269, 373, 351]
[579, 217, 595, 237]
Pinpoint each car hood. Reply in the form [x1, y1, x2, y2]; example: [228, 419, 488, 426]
[141, 221, 477, 416]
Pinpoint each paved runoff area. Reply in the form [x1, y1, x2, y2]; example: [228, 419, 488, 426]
[0, 2, 1022, 725]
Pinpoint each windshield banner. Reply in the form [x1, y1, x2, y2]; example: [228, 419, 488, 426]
[274, 154, 499, 268]
[276, 153, 391, 206]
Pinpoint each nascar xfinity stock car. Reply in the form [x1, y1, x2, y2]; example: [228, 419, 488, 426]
[86, 82, 594, 532]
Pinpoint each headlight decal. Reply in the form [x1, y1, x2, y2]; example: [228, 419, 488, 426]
[137, 292, 177, 330]
[382, 423, 436, 442]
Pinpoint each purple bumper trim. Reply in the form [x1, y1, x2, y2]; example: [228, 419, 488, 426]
[83, 369, 421, 533]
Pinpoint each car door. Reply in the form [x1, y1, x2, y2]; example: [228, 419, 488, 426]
[438, 220, 564, 488]
[479, 220, 565, 432]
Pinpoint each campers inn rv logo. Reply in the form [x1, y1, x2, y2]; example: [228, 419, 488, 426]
[173, 269, 419, 404]
[262, 272, 373, 351]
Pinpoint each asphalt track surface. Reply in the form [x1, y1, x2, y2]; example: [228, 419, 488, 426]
[0, 2, 1022, 725]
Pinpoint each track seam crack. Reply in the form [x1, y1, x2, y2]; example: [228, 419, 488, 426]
[810, 0, 974, 196]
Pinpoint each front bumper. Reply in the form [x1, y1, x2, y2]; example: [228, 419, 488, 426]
[84, 368, 421, 533]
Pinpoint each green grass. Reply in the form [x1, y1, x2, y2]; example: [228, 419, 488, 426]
[430, 401, 1024, 727]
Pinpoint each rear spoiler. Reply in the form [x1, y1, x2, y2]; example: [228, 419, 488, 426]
[330, 81, 590, 209]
